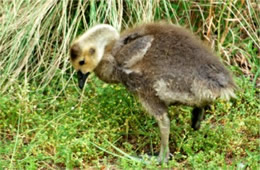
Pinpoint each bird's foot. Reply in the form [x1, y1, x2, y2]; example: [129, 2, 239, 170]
[157, 150, 172, 163]
[142, 151, 173, 164]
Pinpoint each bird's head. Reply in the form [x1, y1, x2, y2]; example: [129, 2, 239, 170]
[70, 24, 120, 89]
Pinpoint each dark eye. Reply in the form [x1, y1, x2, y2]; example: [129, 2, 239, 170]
[89, 48, 95, 55]
[79, 60, 85, 65]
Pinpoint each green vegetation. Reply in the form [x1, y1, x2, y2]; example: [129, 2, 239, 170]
[0, 0, 259, 169]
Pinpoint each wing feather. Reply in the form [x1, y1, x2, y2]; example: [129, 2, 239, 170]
[112, 34, 154, 69]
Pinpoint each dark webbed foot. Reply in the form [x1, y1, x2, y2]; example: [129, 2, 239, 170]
[191, 107, 206, 130]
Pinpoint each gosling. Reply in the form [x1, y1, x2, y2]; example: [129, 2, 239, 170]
[69, 23, 236, 163]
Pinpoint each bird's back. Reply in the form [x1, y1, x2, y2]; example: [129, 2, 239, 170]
[113, 23, 236, 106]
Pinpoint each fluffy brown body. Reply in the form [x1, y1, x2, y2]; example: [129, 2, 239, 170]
[70, 23, 236, 163]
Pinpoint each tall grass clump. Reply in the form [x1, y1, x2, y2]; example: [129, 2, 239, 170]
[0, 0, 259, 169]
[0, 0, 259, 93]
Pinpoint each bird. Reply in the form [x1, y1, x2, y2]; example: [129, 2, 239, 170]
[69, 22, 236, 163]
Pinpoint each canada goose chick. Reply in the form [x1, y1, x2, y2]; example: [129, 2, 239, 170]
[70, 23, 237, 163]
[70, 24, 120, 88]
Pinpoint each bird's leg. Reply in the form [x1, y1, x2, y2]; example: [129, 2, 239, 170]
[191, 107, 205, 130]
[138, 95, 170, 163]
[155, 113, 170, 163]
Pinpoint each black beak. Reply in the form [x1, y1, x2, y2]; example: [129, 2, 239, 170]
[77, 71, 90, 89]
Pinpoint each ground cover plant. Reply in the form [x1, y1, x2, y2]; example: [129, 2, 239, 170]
[0, 0, 259, 169]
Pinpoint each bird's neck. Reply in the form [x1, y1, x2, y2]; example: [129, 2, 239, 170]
[94, 53, 120, 84]
[95, 30, 120, 64]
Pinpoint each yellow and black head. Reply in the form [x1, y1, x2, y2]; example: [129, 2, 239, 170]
[70, 24, 119, 89]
